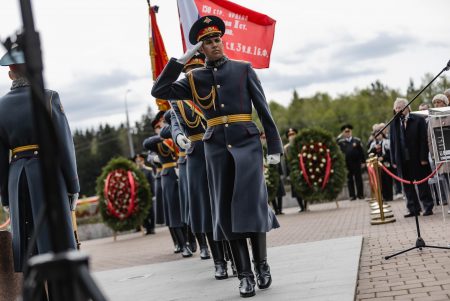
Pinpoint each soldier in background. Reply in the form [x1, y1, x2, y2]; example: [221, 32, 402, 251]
[283, 128, 306, 212]
[337, 124, 366, 200]
[133, 153, 155, 235]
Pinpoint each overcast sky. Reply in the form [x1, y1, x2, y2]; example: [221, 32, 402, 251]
[0, 0, 448, 130]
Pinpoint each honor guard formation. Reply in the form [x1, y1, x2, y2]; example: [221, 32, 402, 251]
[1, 6, 450, 301]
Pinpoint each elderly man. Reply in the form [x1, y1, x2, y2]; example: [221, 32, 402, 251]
[151, 15, 282, 298]
[0, 47, 79, 278]
[390, 98, 434, 217]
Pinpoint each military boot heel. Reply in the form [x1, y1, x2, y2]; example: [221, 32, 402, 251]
[254, 260, 271, 289]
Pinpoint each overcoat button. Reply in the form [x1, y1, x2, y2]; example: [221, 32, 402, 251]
[228, 144, 232, 148]
[214, 68, 217, 71]
[225, 124, 229, 127]
[217, 85, 221, 88]
[221, 104, 225, 108]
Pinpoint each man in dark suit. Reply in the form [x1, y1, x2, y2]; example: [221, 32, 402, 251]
[337, 124, 365, 200]
[0, 47, 79, 276]
[390, 98, 434, 217]
[151, 15, 282, 298]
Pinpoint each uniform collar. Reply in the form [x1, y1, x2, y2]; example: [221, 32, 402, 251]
[205, 55, 228, 69]
[11, 78, 30, 90]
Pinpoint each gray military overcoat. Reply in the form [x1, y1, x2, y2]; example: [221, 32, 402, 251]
[0, 87, 79, 272]
[152, 57, 282, 240]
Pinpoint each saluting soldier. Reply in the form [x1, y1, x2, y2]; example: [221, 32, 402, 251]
[0, 47, 79, 273]
[147, 113, 180, 253]
[160, 111, 198, 253]
[143, 113, 192, 258]
[151, 16, 282, 298]
[337, 124, 366, 200]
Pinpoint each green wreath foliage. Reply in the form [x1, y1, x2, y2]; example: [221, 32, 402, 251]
[288, 128, 346, 203]
[96, 157, 152, 232]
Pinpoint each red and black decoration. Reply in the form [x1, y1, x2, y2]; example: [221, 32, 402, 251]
[288, 128, 346, 203]
[97, 157, 151, 232]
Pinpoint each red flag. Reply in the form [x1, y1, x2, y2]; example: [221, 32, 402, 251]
[177, 0, 276, 69]
[148, 4, 171, 111]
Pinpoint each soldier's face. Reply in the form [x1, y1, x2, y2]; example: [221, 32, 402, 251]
[342, 129, 352, 138]
[201, 36, 224, 61]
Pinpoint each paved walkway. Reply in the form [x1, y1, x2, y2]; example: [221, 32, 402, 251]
[93, 236, 362, 301]
[83, 198, 450, 300]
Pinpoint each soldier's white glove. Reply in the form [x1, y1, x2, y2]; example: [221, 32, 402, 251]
[267, 154, 281, 165]
[175, 168, 179, 177]
[152, 154, 161, 163]
[68, 193, 79, 211]
[176, 134, 192, 150]
[177, 41, 203, 65]
[3, 206, 9, 213]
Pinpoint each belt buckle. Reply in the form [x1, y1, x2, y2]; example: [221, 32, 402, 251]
[221, 115, 228, 124]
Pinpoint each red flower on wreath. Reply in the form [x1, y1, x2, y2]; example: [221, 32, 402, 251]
[103, 169, 138, 220]
[298, 142, 332, 190]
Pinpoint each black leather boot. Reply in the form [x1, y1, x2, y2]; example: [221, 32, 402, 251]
[169, 227, 181, 253]
[229, 239, 256, 298]
[196, 233, 211, 259]
[224, 241, 238, 277]
[174, 227, 192, 258]
[250, 233, 272, 289]
[186, 225, 197, 253]
[206, 233, 228, 280]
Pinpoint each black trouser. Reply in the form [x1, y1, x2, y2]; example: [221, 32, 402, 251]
[270, 197, 282, 214]
[381, 169, 393, 201]
[347, 166, 364, 198]
[142, 199, 155, 232]
[402, 163, 434, 213]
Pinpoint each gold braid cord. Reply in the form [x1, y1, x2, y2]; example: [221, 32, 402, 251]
[177, 100, 202, 129]
[187, 71, 216, 110]
[157, 143, 171, 157]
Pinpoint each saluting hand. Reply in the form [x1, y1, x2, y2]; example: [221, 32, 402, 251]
[177, 41, 203, 65]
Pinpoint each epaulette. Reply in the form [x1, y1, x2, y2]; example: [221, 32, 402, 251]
[336, 138, 346, 143]
[353, 137, 361, 142]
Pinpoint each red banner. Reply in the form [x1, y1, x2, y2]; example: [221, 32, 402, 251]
[179, 0, 276, 69]
[149, 6, 169, 80]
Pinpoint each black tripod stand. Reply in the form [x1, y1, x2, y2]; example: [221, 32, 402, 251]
[1, 0, 108, 300]
[384, 186, 450, 260]
[378, 59, 450, 260]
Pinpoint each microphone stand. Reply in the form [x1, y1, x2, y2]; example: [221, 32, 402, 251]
[2, 0, 107, 300]
[375, 60, 450, 260]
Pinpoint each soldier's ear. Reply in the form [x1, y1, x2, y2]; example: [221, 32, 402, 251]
[8, 71, 14, 80]
[198, 47, 204, 54]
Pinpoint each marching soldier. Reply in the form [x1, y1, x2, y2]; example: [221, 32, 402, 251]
[0, 47, 79, 275]
[160, 111, 198, 253]
[170, 52, 231, 279]
[143, 113, 192, 258]
[152, 16, 282, 298]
